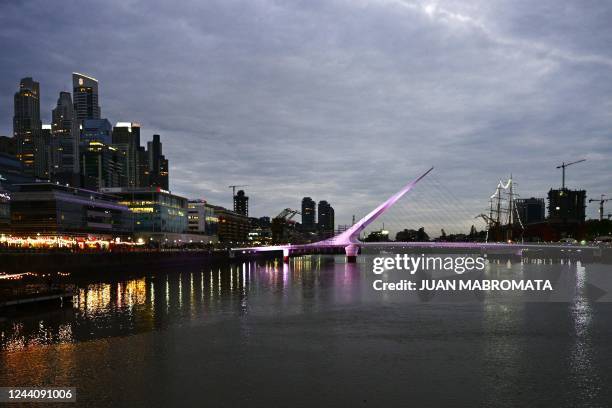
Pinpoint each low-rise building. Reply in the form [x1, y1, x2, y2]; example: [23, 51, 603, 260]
[101, 187, 194, 244]
[210, 205, 250, 244]
[10, 183, 133, 237]
[0, 184, 10, 233]
[187, 199, 218, 243]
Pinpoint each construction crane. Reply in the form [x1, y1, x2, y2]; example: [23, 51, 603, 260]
[589, 194, 611, 221]
[228, 185, 249, 197]
[556, 159, 585, 190]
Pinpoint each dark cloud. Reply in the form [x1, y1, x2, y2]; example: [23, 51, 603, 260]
[1, 0, 610, 234]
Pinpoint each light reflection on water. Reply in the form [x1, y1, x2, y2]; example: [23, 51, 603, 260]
[0, 255, 611, 407]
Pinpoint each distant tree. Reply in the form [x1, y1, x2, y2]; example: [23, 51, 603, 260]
[364, 230, 390, 242]
[440, 229, 447, 240]
[416, 227, 429, 241]
[395, 229, 418, 242]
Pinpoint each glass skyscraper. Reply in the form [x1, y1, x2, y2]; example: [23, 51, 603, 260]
[72, 72, 101, 120]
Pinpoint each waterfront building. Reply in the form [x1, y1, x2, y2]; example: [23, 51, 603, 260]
[112, 122, 141, 187]
[0, 184, 9, 233]
[80, 141, 126, 190]
[101, 187, 188, 236]
[72, 73, 100, 120]
[301, 197, 316, 232]
[51, 92, 80, 183]
[187, 199, 219, 243]
[515, 197, 545, 225]
[233, 190, 249, 217]
[317, 200, 335, 237]
[210, 205, 250, 243]
[548, 189, 586, 224]
[147, 134, 169, 190]
[13, 77, 45, 178]
[10, 183, 133, 237]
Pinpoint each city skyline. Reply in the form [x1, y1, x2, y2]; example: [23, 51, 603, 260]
[0, 0, 611, 232]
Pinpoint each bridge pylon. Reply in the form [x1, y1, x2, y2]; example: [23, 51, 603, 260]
[345, 244, 359, 263]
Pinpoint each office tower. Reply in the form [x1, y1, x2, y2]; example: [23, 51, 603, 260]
[317, 200, 335, 236]
[81, 141, 126, 189]
[72, 73, 100, 120]
[515, 197, 545, 225]
[51, 91, 80, 180]
[112, 122, 141, 187]
[40, 124, 51, 179]
[137, 146, 148, 188]
[13, 77, 44, 177]
[234, 190, 249, 217]
[548, 189, 586, 224]
[147, 134, 169, 190]
[81, 118, 112, 144]
[301, 197, 316, 232]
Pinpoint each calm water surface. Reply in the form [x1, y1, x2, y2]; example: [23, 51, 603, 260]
[1, 255, 612, 407]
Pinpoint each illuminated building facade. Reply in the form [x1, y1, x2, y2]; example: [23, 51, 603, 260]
[112, 122, 142, 188]
[10, 183, 133, 236]
[51, 91, 80, 182]
[187, 199, 218, 242]
[210, 205, 249, 243]
[80, 141, 126, 189]
[72, 73, 101, 120]
[0, 185, 9, 232]
[187, 200, 218, 235]
[101, 187, 188, 234]
[13, 77, 45, 178]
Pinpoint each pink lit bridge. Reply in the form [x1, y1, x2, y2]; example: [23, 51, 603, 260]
[232, 167, 598, 263]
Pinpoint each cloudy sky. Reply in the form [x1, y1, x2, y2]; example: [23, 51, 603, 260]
[1, 0, 610, 234]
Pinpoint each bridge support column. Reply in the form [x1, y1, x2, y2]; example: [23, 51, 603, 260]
[283, 248, 290, 263]
[345, 244, 359, 263]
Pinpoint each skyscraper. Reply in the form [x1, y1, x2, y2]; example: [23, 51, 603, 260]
[51, 91, 80, 181]
[40, 124, 51, 179]
[112, 122, 141, 187]
[80, 141, 126, 189]
[72, 73, 100, 120]
[81, 118, 112, 144]
[234, 190, 249, 216]
[13, 77, 44, 177]
[301, 197, 316, 232]
[317, 200, 335, 237]
[147, 134, 169, 190]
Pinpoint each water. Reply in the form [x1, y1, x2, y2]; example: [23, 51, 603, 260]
[1, 255, 612, 407]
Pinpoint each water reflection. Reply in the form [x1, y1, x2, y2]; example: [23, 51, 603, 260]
[0, 255, 609, 357]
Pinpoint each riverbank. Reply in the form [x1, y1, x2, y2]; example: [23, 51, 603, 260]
[0, 249, 279, 273]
